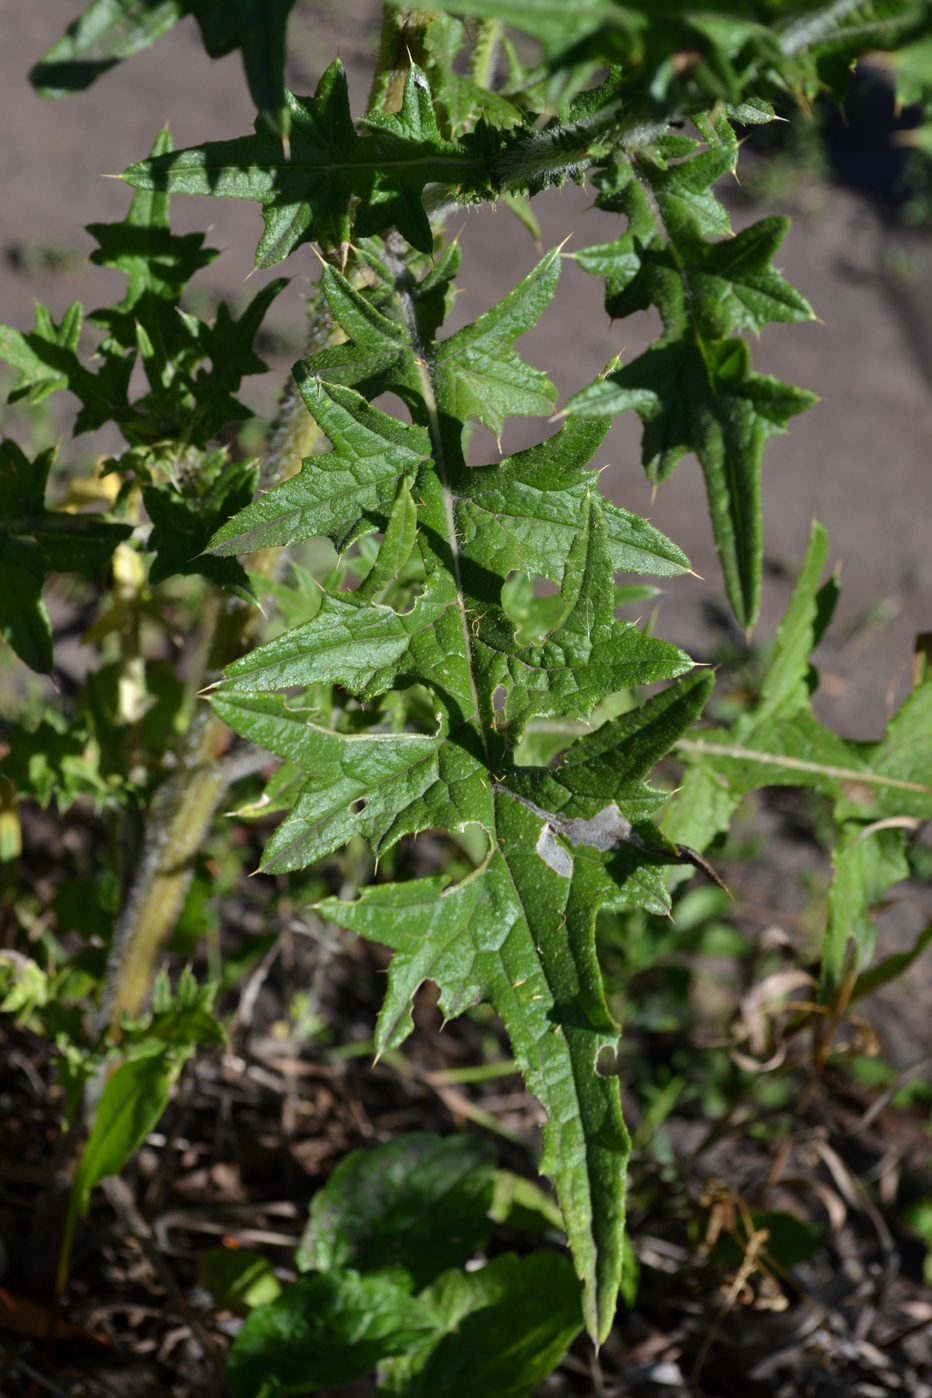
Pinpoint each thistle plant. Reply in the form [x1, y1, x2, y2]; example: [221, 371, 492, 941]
[2, 1, 932, 1387]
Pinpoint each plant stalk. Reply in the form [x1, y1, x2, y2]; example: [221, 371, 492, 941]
[470, 18, 503, 89]
[97, 368, 325, 1033]
[367, 5, 441, 114]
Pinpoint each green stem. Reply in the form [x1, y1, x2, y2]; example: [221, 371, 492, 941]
[97, 401, 324, 1034]
[367, 5, 440, 114]
[674, 739, 932, 795]
[93, 279, 343, 1037]
[470, 18, 503, 89]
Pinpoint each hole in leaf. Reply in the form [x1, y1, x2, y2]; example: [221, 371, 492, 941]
[595, 1044, 619, 1079]
[350, 798, 368, 815]
[371, 390, 413, 424]
[501, 572, 562, 644]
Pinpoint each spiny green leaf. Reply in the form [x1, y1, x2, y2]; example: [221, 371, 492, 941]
[753, 519, 830, 726]
[88, 128, 218, 378]
[318, 701, 705, 1342]
[454, 414, 690, 581]
[144, 458, 258, 599]
[30, 0, 297, 137]
[567, 337, 815, 627]
[0, 150, 284, 450]
[0, 441, 131, 673]
[211, 244, 709, 1339]
[0, 300, 134, 434]
[823, 823, 911, 998]
[121, 61, 495, 265]
[210, 692, 448, 872]
[578, 209, 812, 338]
[186, 277, 290, 443]
[419, 0, 930, 104]
[493, 492, 691, 732]
[664, 522, 932, 997]
[318, 825, 631, 1337]
[429, 249, 561, 431]
[190, 0, 297, 137]
[302, 246, 562, 435]
[511, 669, 716, 825]
[0, 536, 53, 675]
[567, 130, 816, 628]
[215, 528, 686, 746]
[87, 124, 269, 426]
[210, 381, 690, 580]
[211, 382, 433, 558]
[210, 265, 688, 580]
[30, 0, 189, 99]
[91, 129, 288, 437]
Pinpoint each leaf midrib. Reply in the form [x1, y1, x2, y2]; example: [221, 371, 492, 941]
[383, 248, 494, 793]
[134, 150, 486, 188]
[675, 738, 932, 795]
[387, 254, 601, 1263]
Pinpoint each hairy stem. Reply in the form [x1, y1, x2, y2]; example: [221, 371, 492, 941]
[367, 5, 440, 114]
[97, 353, 326, 1032]
[470, 18, 503, 89]
[382, 237, 490, 765]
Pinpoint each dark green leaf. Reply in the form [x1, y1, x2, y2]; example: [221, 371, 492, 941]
[191, 0, 297, 136]
[382, 1252, 583, 1398]
[296, 1133, 496, 1287]
[31, 0, 297, 137]
[122, 62, 495, 265]
[211, 245, 711, 1342]
[197, 1248, 282, 1316]
[822, 824, 911, 998]
[71, 1052, 173, 1216]
[0, 300, 134, 433]
[87, 126, 218, 387]
[567, 337, 815, 627]
[754, 518, 829, 724]
[144, 458, 258, 598]
[228, 1271, 440, 1398]
[852, 923, 932, 1003]
[567, 126, 816, 628]
[0, 440, 130, 672]
[0, 535, 53, 674]
[0, 132, 283, 451]
[30, 0, 189, 98]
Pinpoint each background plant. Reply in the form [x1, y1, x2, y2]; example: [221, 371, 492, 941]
[1, 2, 932, 1396]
